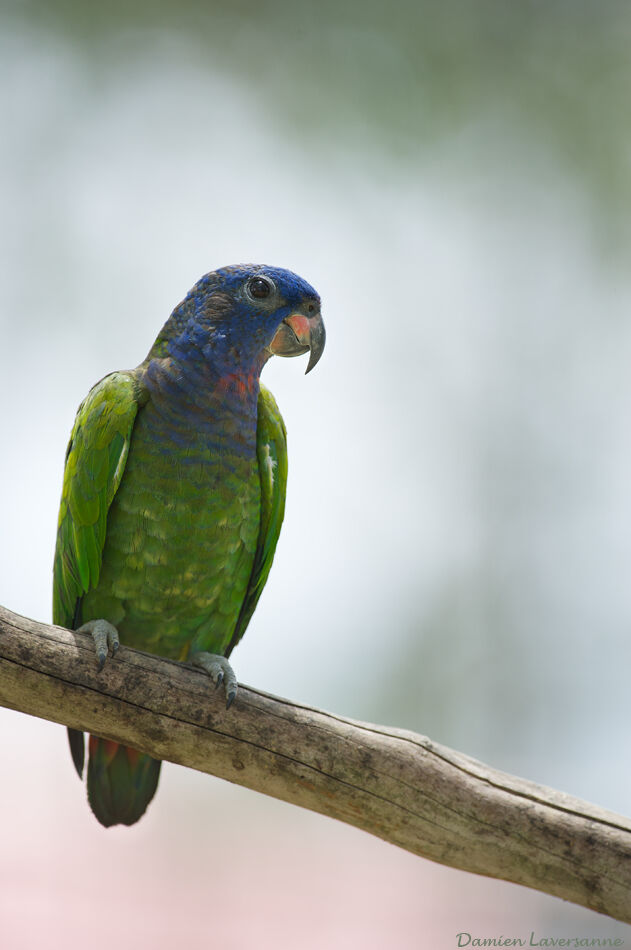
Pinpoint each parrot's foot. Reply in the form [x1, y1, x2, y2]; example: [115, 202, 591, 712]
[192, 652, 238, 708]
[77, 619, 120, 672]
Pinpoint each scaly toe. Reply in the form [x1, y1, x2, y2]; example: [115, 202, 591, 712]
[77, 619, 120, 671]
[192, 652, 238, 708]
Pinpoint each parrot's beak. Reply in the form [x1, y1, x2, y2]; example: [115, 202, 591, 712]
[269, 309, 326, 374]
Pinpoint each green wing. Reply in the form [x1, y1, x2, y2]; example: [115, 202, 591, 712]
[53, 371, 142, 630]
[226, 383, 288, 656]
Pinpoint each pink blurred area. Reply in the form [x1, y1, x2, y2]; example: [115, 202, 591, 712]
[0, 710, 620, 950]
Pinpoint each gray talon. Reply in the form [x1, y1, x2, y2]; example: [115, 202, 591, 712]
[192, 652, 238, 707]
[77, 619, 120, 671]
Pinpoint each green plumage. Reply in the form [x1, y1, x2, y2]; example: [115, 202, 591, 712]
[53, 371, 287, 825]
[54, 373, 286, 658]
[53, 372, 142, 628]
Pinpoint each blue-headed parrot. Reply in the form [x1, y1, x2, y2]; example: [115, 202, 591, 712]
[53, 265, 325, 826]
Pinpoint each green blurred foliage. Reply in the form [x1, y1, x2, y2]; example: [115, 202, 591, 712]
[7, 0, 631, 229]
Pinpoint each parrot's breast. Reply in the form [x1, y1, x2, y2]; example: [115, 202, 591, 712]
[80, 368, 261, 659]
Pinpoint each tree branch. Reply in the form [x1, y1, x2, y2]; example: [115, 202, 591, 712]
[1, 604, 630, 922]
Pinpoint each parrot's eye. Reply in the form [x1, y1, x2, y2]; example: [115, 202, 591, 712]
[247, 276, 273, 300]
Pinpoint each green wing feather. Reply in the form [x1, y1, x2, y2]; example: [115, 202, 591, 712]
[53, 371, 142, 630]
[226, 383, 288, 656]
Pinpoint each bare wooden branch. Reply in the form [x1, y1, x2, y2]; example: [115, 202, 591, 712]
[1, 603, 630, 922]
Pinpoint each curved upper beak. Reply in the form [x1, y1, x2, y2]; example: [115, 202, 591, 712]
[269, 309, 326, 374]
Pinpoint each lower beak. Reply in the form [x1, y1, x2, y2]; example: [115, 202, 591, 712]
[269, 310, 326, 374]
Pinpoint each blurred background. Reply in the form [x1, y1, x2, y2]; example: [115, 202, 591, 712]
[1, 0, 631, 945]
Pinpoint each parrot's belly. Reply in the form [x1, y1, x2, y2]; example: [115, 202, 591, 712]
[80, 401, 261, 659]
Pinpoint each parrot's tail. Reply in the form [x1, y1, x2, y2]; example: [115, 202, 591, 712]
[87, 736, 161, 827]
[68, 729, 161, 827]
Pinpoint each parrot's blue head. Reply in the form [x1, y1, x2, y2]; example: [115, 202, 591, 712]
[151, 264, 325, 379]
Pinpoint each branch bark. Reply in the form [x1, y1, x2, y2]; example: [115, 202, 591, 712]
[1, 604, 630, 923]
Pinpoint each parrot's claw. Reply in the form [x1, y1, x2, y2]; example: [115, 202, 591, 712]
[192, 653, 238, 708]
[77, 619, 120, 671]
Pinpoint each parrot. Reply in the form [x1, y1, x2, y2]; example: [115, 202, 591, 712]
[52, 264, 325, 827]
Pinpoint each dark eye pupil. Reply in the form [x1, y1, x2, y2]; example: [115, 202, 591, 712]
[249, 277, 271, 299]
